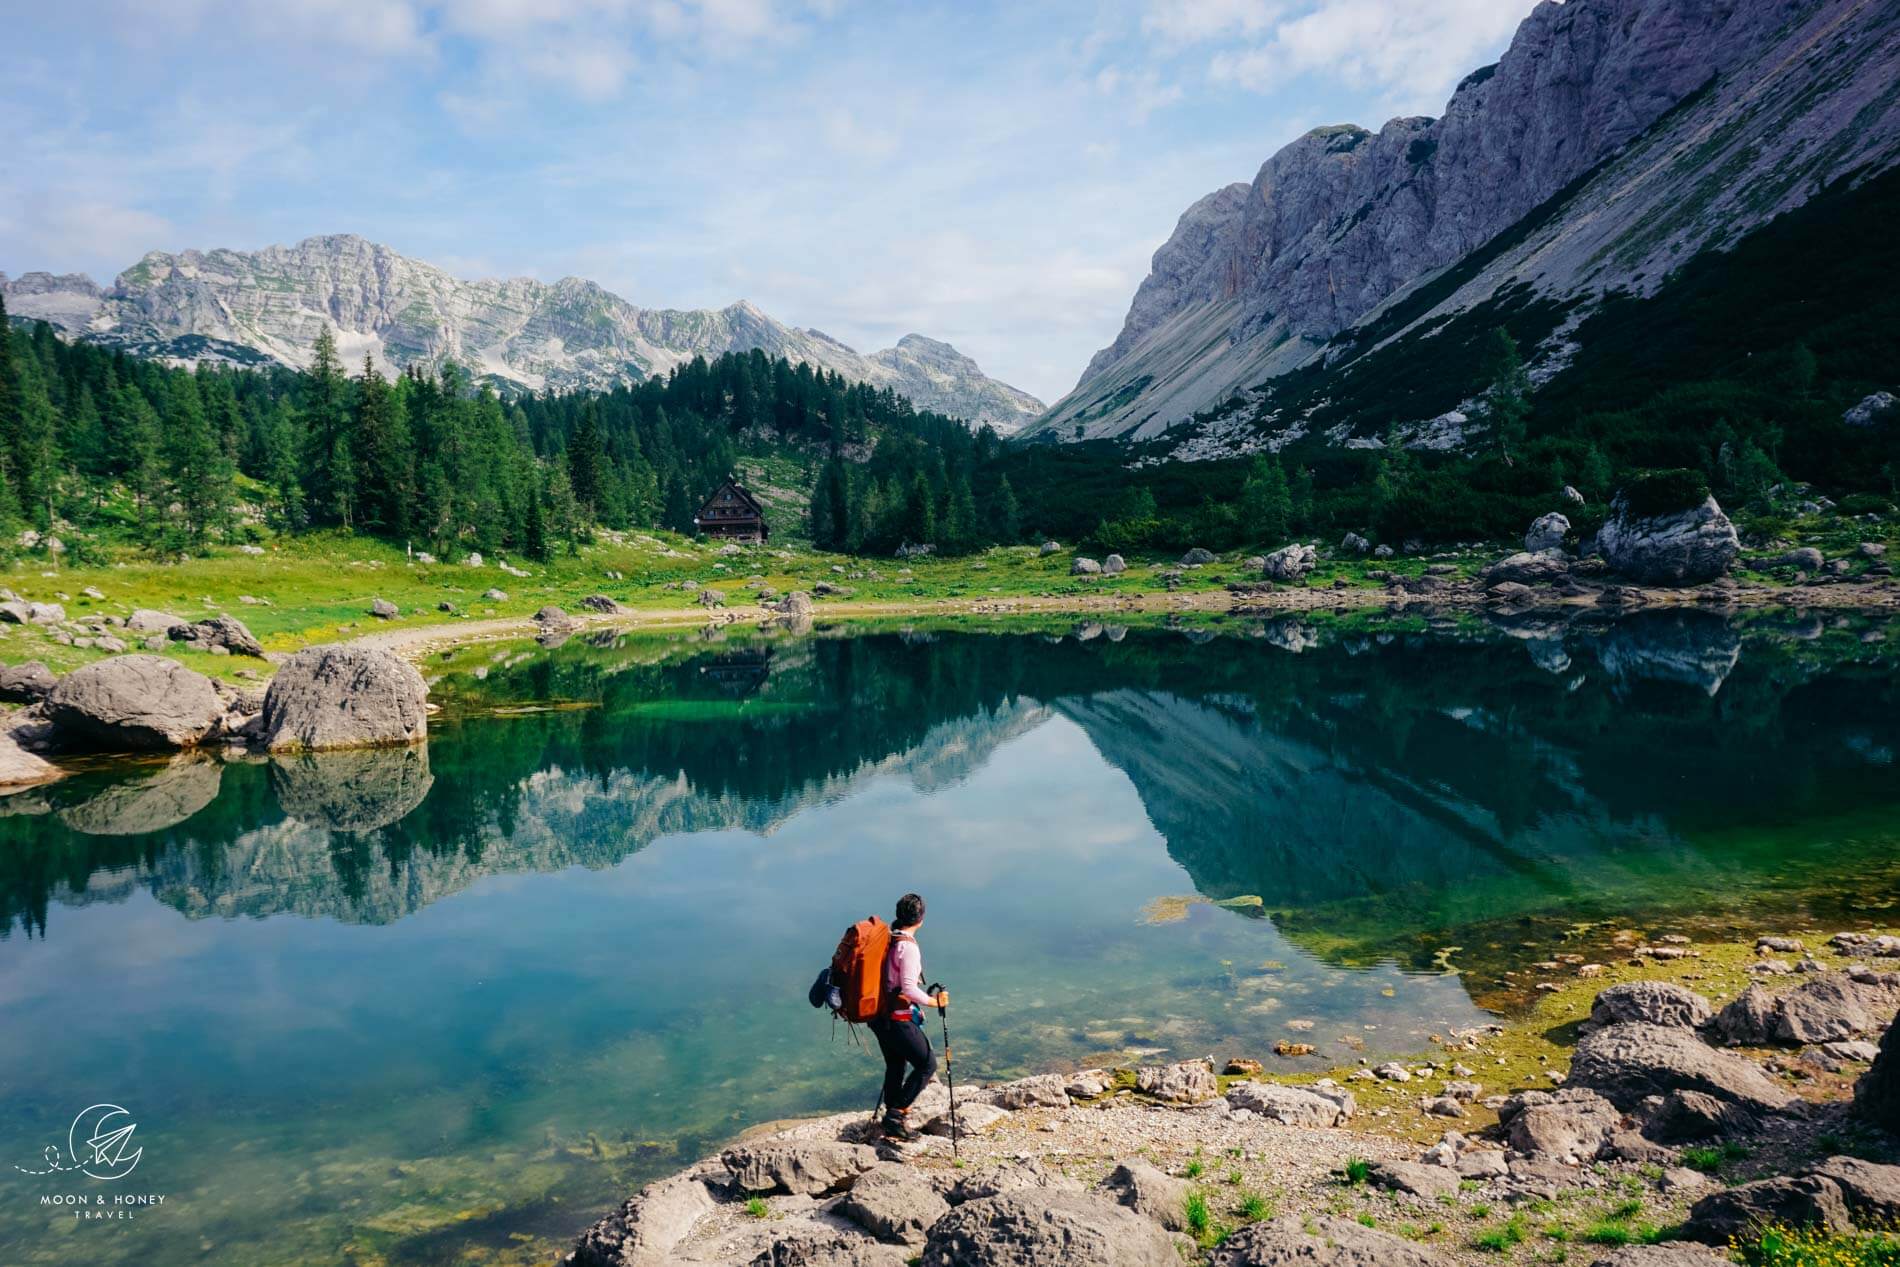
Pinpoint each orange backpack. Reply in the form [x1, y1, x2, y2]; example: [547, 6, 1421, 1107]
[829, 915, 892, 1023]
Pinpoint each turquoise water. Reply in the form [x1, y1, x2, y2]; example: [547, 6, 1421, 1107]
[1, 610, 1898, 1265]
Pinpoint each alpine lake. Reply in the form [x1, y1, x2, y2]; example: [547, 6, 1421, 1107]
[3, 605, 1900, 1266]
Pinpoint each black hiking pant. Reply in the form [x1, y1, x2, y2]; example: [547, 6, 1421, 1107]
[868, 1014, 936, 1113]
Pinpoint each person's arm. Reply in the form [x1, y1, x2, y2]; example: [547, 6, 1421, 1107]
[894, 939, 936, 1009]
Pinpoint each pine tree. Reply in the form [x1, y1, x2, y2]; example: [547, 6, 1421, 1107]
[1482, 327, 1531, 467]
[567, 403, 604, 518]
[11, 376, 60, 528]
[351, 357, 413, 535]
[114, 385, 164, 533]
[523, 476, 549, 561]
[302, 326, 351, 526]
[901, 470, 936, 548]
[164, 374, 229, 545]
[992, 475, 1020, 544]
[0, 295, 18, 520]
[1238, 455, 1291, 545]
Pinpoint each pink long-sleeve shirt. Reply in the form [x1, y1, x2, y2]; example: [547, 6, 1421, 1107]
[884, 929, 933, 1017]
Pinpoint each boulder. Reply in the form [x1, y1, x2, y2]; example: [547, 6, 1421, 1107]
[1366, 1160, 1460, 1200]
[772, 592, 812, 617]
[1843, 391, 1898, 428]
[0, 660, 56, 703]
[1750, 547, 1824, 573]
[1071, 557, 1102, 576]
[986, 1074, 1070, 1110]
[1562, 485, 1586, 506]
[946, 1159, 1081, 1205]
[1101, 554, 1127, 575]
[579, 594, 622, 614]
[697, 588, 727, 608]
[482, 588, 508, 601]
[1208, 1214, 1450, 1265]
[1483, 551, 1569, 587]
[1507, 1090, 1620, 1163]
[1525, 513, 1571, 553]
[1134, 1057, 1216, 1103]
[1804, 1156, 1900, 1230]
[920, 1190, 1177, 1267]
[1713, 971, 1900, 1046]
[126, 609, 187, 635]
[837, 1163, 951, 1246]
[1568, 1022, 1794, 1112]
[45, 656, 225, 750]
[1261, 543, 1316, 582]
[1224, 1082, 1354, 1127]
[1598, 494, 1739, 586]
[1096, 1160, 1190, 1231]
[1642, 1089, 1757, 1143]
[1710, 983, 1780, 1045]
[569, 1172, 717, 1267]
[369, 598, 399, 619]
[1340, 532, 1370, 555]
[723, 1142, 879, 1197]
[259, 646, 429, 752]
[1682, 1175, 1852, 1243]
[1587, 1248, 1731, 1266]
[1854, 1004, 1900, 1130]
[1038, 541, 1061, 555]
[745, 1230, 911, 1266]
[1589, 982, 1714, 1030]
[1776, 970, 1900, 1044]
[171, 614, 265, 657]
[0, 731, 62, 789]
[1065, 1069, 1115, 1099]
[1487, 580, 1535, 605]
[1180, 548, 1216, 565]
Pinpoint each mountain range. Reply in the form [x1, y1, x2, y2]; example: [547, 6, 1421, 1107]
[1025, 0, 1900, 447]
[0, 235, 1045, 432]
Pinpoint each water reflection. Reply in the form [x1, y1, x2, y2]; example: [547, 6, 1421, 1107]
[1, 610, 1897, 1267]
[3, 609, 1897, 950]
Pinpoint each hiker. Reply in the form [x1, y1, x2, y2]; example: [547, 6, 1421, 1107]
[869, 892, 947, 1139]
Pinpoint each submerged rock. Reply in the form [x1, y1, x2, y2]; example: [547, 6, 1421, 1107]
[0, 731, 63, 790]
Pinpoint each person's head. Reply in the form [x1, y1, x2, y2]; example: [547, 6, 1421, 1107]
[894, 892, 925, 931]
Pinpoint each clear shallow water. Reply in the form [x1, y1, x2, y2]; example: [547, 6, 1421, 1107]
[2, 609, 1899, 1266]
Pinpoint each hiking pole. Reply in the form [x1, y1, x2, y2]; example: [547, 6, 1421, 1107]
[928, 982, 959, 1158]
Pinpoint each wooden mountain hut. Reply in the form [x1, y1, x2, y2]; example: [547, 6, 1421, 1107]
[692, 477, 769, 543]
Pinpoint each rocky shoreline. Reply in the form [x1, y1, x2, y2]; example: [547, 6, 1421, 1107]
[564, 929, 1900, 1266]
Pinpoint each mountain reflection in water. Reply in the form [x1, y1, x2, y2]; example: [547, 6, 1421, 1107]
[2, 610, 1898, 1267]
[4, 608, 1897, 954]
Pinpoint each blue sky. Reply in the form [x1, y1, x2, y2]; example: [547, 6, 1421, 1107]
[1, 0, 1534, 402]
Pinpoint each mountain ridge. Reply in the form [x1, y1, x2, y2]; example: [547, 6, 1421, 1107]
[1, 234, 1044, 432]
[1026, 0, 1900, 446]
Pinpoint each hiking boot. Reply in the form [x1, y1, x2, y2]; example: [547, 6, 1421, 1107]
[880, 1113, 918, 1141]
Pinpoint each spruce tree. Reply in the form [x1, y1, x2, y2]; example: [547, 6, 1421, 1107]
[1483, 327, 1531, 467]
[567, 403, 604, 519]
[301, 326, 351, 526]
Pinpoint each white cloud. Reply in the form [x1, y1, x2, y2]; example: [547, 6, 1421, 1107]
[1202, 0, 1527, 111]
[1141, 0, 1283, 44]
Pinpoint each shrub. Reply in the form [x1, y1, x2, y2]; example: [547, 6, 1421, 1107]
[745, 1196, 769, 1219]
[1836, 493, 1898, 516]
[1620, 468, 1712, 518]
[1238, 1192, 1272, 1222]
[1736, 1224, 1900, 1266]
[1343, 1158, 1372, 1185]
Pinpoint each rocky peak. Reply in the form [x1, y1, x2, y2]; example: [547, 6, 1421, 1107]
[6, 235, 1044, 430]
[1031, 0, 1885, 442]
